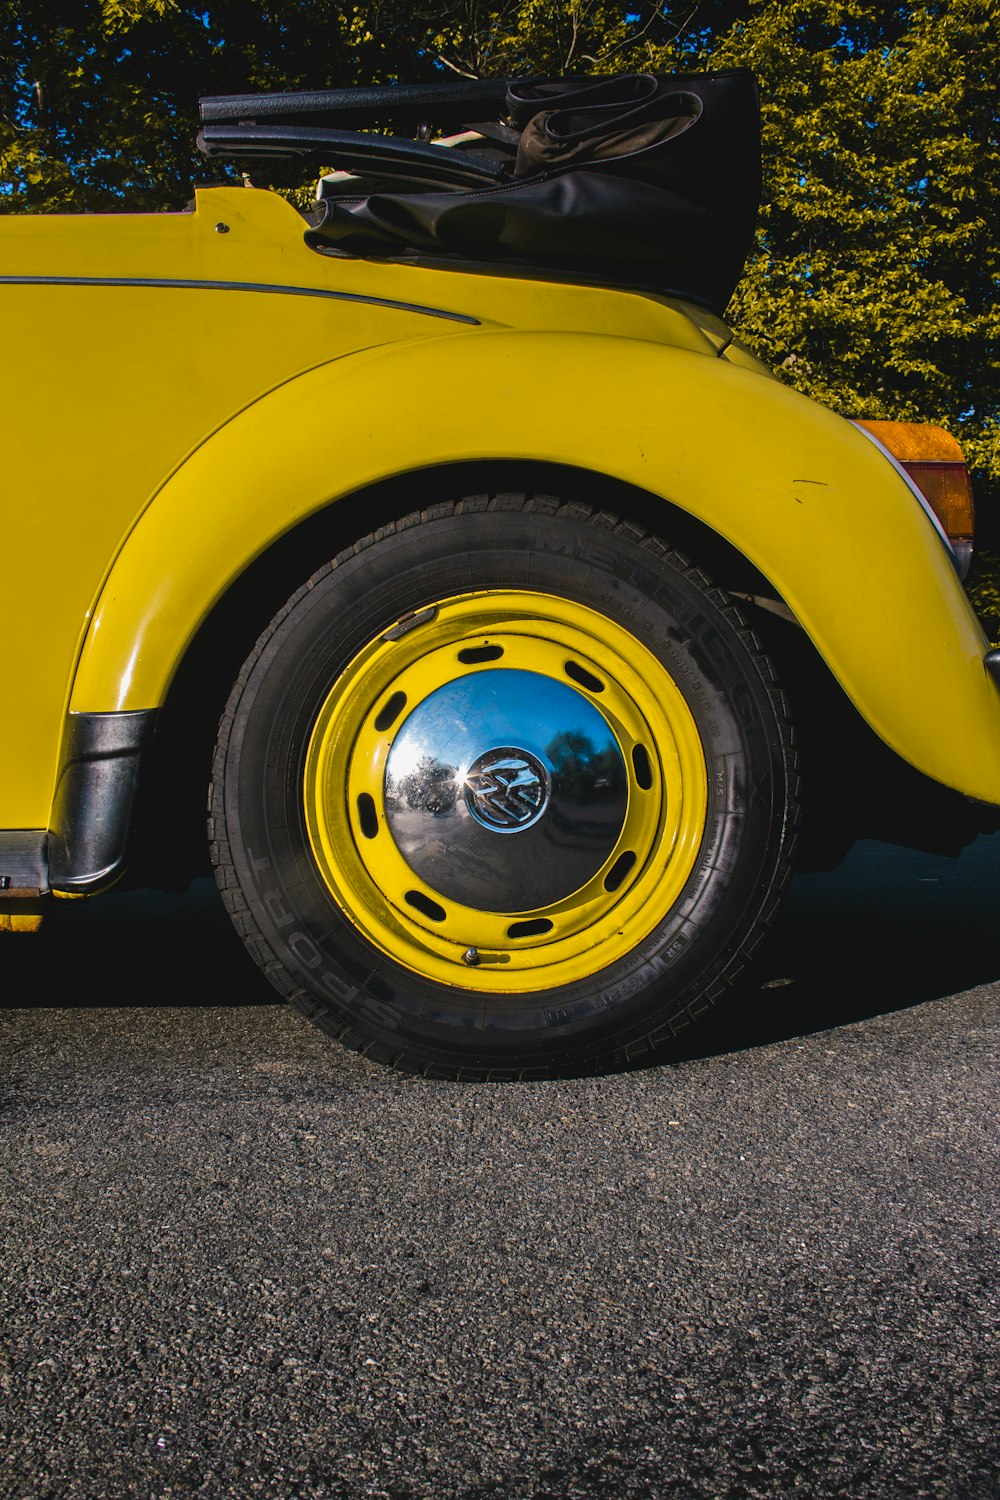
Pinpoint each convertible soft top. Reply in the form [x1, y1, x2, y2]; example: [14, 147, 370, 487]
[197, 70, 761, 314]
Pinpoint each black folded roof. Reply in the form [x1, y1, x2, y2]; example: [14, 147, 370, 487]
[197, 71, 761, 315]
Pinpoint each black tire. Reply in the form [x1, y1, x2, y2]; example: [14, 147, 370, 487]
[209, 495, 797, 1079]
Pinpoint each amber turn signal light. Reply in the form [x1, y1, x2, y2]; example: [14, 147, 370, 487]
[854, 419, 975, 579]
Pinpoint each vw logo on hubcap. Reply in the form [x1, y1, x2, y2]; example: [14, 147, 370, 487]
[463, 747, 551, 832]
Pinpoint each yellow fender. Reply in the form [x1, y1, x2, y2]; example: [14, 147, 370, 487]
[70, 328, 1000, 803]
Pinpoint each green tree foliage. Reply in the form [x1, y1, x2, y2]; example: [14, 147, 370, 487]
[0, 0, 431, 212]
[968, 549, 1000, 644]
[384, 0, 679, 79]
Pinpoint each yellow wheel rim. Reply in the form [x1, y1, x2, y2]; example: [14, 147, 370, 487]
[304, 591, 707, 993]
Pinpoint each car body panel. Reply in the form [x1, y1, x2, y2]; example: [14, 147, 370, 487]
[2, 185, 998, 837]
[0, 186, 736, 826]
[66, 323, 1000, 805]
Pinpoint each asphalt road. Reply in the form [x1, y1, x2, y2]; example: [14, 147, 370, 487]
[2, 836, 999, 1499]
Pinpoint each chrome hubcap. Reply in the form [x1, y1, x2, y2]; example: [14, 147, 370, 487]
[383, 669, 627, 911]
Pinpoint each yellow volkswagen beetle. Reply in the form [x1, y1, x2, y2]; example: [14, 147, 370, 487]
[1, 73, 995, 1077]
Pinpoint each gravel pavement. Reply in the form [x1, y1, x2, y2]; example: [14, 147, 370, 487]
[2, 838, 999, 1499]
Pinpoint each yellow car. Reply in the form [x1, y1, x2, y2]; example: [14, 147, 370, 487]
[1, 73, 995, 1078]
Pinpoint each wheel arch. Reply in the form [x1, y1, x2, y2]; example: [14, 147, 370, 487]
[122, 461, 998, 895]
[122, 458, 767, 889]
[68, 327, 1000, 857]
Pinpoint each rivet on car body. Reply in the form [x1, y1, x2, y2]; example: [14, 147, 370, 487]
[215, 222, 230, 234]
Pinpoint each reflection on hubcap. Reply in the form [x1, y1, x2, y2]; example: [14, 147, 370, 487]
[464, 748, 550, 832]
[383, 668, 627, 911]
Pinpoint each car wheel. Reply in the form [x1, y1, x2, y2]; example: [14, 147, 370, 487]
[209, 495, 797, 1079]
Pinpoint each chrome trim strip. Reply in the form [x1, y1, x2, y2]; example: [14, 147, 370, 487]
[0, 274, 480, 325]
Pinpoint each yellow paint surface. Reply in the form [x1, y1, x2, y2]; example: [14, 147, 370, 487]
[3, 185, 998, 829]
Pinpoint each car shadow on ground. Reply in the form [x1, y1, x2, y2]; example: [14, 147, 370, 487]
[675, 830, 1000, 1060]
[3, 834, 999, 1059]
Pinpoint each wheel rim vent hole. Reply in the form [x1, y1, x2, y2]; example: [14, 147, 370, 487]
[632, 744, 653, 790]
[356, 793, 379, 840]
[564, 660, 605, 693]
[374, 691, 407, 732]
[405, 890, 447, 922]
[457, 644, 504, 664]
[506, 917, 554, 938]
[604, 849, 637, 893]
